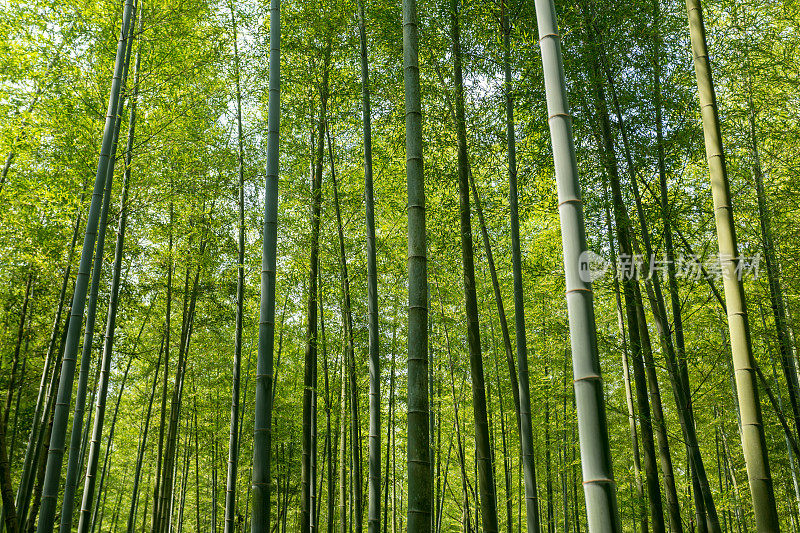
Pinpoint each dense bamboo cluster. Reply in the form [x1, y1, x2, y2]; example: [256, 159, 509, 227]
[1, 0, 799, 532]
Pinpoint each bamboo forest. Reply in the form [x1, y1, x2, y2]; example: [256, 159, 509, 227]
[2, 0, 800, 531]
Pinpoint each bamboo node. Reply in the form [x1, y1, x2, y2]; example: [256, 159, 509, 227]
[557, 197, 581, 208]
[548, 112, 571, 122]
[582, 477, 615, 485]
[565, 287, 591, 295]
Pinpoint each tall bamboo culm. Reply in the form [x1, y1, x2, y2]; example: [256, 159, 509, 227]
[36, 2, 136, 531]
[224, 5, 246, 532]
[684, 1, 779, 530]
[76, 8, 143, 531]
[501, 1, 541, 530]
[59, 5, 137, 530]
[357, 0, 381, 530]
[451, 0, 499, 529]
[532, 0, 620, 530]
[251, 0, 280, 530]
[402, 0, 432, 529]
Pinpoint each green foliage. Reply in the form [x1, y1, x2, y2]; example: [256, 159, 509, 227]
[1, 0, 799, 531]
